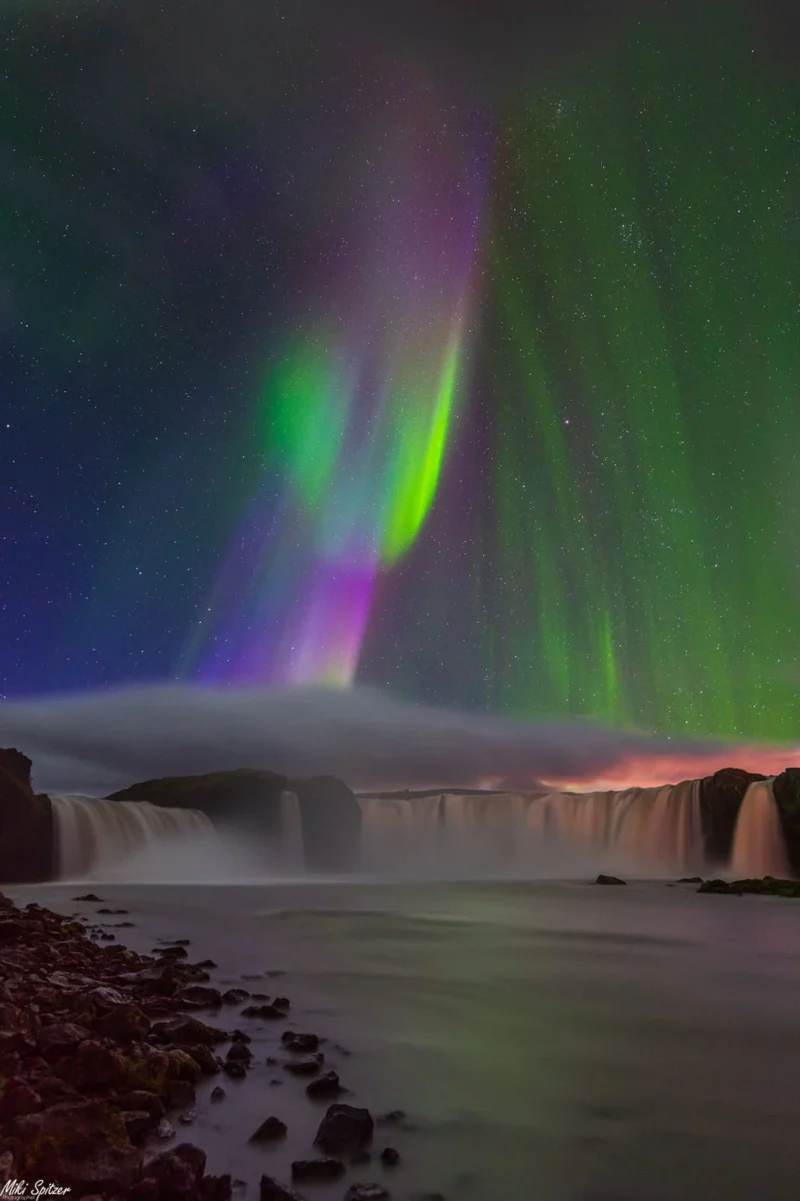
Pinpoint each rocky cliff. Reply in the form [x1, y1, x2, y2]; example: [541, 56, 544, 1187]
[699, 766, 800, 874]
[0, 746, 55, 882]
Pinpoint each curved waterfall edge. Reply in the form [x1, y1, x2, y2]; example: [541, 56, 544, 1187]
[45, 777, 794, 882]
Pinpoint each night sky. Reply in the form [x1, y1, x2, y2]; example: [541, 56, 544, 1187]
[3, 0, 799, 747]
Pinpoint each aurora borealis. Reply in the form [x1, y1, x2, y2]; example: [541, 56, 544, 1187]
[2, 0, 799, 761]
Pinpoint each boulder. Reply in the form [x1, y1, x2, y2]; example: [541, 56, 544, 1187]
[290, 775, 362, 871]
[314, 1103, 374, 1154]
[259, 1176, 307, 1201]
[0, 747, 55, 883]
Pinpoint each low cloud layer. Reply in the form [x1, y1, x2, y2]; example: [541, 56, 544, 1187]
[0, 682, 767, 796]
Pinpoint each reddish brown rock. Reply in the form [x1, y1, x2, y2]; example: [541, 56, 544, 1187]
[67, 1040, 131, 1093]
[38, 1021, 92, 1059]
[95, 1004, 152, 1043]
[14, 1098, 141, 1192]
[0, 1078, 43, 1120]
[152, 1016, 228, 1047]
[145, 1142, 207, 1195]
[0, 747, 55, 883]
[184, 1044, 221, 1076]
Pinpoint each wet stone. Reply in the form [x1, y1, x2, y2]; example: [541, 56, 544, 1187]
[345, 1187, 390, 1201]
[314, 1102, 373, 1154]
[241, 1004, 284, 1020]
[306, 1071, 344, 1099]
[249, 1116, 288, 1143]
[226, 1042, 253, 1064]
[259, 1176, 306, 1201]
[283, 1055, 322, 1076]
[211, 1086, 226, 1103]
[223, 1061, 247, 1080]
[223, 989, 250, 1004]
[595, 875, 627, 886]
[291, 1158, 345, 1182]
[281, 1032, 319, 1053]
[380, 1147, 401, 1167]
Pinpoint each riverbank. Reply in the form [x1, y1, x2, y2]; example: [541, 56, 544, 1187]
[0, 888, 408, 1201]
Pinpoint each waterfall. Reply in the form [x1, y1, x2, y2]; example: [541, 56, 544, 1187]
[50, 795, 215, 880]
[523, 781, 704, 871]
[279, 790, 305, 868]
[359, 781, 707, 874]
[359, 794, 443, 869]
[730, 779, 791, 878]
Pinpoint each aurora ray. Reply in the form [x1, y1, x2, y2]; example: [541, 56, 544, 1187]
[182, 86, 485, 686]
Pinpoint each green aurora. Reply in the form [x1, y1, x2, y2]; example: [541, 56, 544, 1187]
[482, 13, 799, 740]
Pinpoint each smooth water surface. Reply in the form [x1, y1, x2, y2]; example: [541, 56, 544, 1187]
[15, 878, 800, 1201]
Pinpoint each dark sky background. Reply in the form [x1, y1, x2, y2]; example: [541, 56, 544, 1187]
[2, 0, 798, 764]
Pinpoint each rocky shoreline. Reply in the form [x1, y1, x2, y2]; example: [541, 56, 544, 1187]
[0, 892, 412, 1201]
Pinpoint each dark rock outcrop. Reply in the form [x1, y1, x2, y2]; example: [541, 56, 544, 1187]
[290, 775, 362, 871]
[773, 768, 800, 874]
[108, 769, 362, 871]
[697, 876, 800, 897]
[108, 769, 288, 843]
[699, 768, 766, 864]
[0, 747, 55, 883]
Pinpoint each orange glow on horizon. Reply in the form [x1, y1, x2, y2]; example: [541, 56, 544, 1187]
[548, 746, 800, 793]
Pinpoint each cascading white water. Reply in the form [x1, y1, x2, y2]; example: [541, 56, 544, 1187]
[359, 794, 443, 871]
[50, 794, 215, 880]
[525, 780, 705, 870]
[730, 778, 791, 878]
[359, 781, 708, 874]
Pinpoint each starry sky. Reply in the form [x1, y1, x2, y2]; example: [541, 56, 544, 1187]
[2, 0, 799, 748]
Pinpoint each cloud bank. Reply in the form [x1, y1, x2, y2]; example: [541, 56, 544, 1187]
[2, 682, 795, 797]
